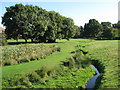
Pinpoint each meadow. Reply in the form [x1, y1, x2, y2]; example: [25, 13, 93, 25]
[1, 39, 119, 89]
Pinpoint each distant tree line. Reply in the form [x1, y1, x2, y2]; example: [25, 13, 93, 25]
[2, 4, 120, 43]
[2, 4, 78, 43]
[75, 19, 120, 40]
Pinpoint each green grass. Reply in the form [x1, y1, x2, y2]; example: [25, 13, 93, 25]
[2, 39, 90, 78]
[85, 40, 119, 88]
[7, 39, 31, 43]
[2, 39, 119, 88]
[32, 66, 95, 88]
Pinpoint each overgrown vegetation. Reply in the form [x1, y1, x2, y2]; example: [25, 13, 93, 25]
[64, 45, 90, 69]
[2, 39, 118, 89]
[2, 46, 95, 88]
[0, 33, 7, 46]
[1, 44, 60, 66]
[2, 66, 95, 88]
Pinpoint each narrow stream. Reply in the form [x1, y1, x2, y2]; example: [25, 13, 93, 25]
[86, 65, 100, 89]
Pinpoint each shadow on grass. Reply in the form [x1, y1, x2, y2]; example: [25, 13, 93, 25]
[95, 38, 120, 40]
[8, 41, 65, 45]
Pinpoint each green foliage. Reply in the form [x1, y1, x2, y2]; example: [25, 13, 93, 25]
[28, 72, 41, 83]
[80, 20, 120, 40]
[40, 66, 95, 88]
[1, 44, 60, 66]
[100, 22, 114, 39]
[112, 21, 120, 39]
[2, 39, 118, 89]
[73, 25, 81, 38]
[82, 19, 103, 38]
[3, 39, 89, 79]
[2, 39, 96, 88]
[2, 4, 77, 43]
[64, 45, 90, 69]
[2, 63, 95, 88]
[0, 33, 7, 46]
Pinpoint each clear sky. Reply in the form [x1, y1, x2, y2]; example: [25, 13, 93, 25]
[0, 0, 119, 27]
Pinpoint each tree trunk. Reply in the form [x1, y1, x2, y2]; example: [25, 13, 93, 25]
[25, 39, 27, 43]
[31, 38, 34, 43]
[48, 39, 56, 43]
[16, 39, 18, 43]
[39, 36, 46, 43]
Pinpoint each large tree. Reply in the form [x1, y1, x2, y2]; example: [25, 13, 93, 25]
[101, 22, 113, 39]
[45, 11, 62, 43]
[2, 4, 77, 43]
[2, 4, 25, 40]
[61, 17, 76, 40]
[82, 19, 103, 38]
[73, 25, 81, 38]
[112, 21, 120, 39]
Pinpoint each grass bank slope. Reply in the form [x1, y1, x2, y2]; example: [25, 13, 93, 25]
[85, 40, 119, 88]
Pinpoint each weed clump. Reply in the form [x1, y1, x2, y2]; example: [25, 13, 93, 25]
[65, 45, 90, 69]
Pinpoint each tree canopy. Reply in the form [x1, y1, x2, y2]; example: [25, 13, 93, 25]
[82, 19, 103, 38]
[80, 19, 120, 40]
[2, 4, 120, 41]
[2, 4, 77, 43]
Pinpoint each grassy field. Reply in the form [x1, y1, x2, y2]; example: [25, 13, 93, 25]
[2, 39, 85, 78]
[2, 39, 119, 89]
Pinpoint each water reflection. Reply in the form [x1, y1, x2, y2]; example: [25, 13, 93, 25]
[86, 65, 100, 89]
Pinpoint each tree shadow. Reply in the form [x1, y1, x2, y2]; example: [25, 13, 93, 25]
[7, 42, 38, 45]
[7, 41, 65, 45]
[95, 38, 120, 40]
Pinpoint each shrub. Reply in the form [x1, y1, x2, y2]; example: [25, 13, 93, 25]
[64, 45, 91, 69]
[0, 33, 7, 46]
[28, 72, 41, 83]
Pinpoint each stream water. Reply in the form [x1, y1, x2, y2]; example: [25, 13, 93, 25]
[86, 65, 100, 90]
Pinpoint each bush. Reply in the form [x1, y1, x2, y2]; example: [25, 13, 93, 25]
[0, 33, 7, 46]
[64, 45, 90, 69]
[2, 44, 60, 66]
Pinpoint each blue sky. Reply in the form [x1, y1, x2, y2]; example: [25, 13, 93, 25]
[0, 0, 119, 27]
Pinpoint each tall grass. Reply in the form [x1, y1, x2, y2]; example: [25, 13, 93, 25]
[2, 60, 95, 88]
[1, 44, 60, 66]
[64, 46, 90, 69]
[2, 42, 95, 88]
